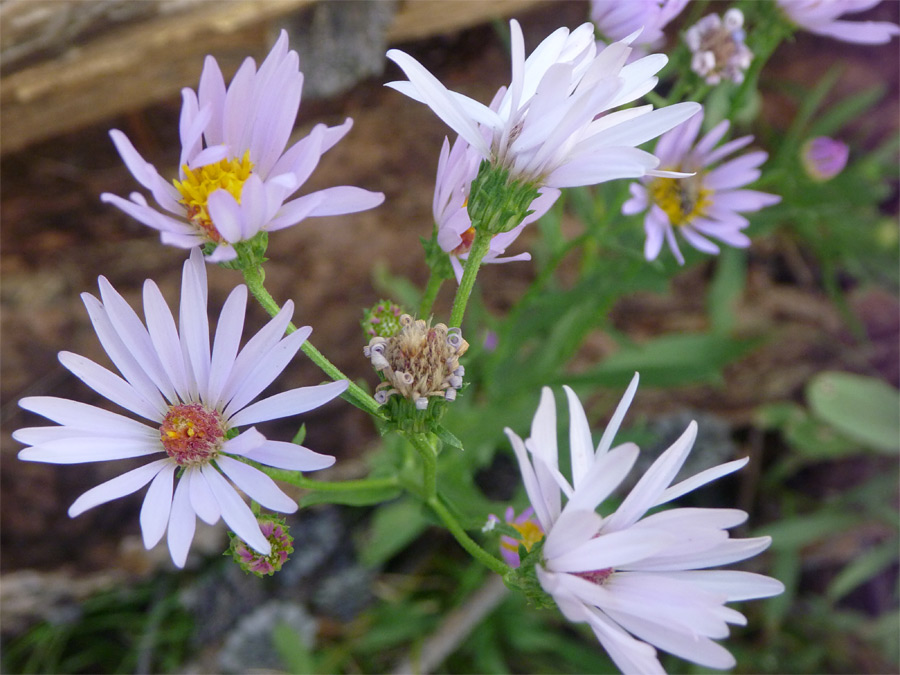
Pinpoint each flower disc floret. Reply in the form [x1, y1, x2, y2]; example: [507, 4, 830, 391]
[159, 403, 225, 466]
[173, 151, 253, 242]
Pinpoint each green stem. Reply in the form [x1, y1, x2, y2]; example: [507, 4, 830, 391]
[240, 264, 385, 419]
[448, 227, 492, 328]
[428, 495, 508, 576]
[406, 432, 437, 500]
[261, 466, 400, 493]
[418, 268, 445, 318]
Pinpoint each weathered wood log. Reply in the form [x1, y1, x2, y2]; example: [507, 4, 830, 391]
[0, 0, 544, 155]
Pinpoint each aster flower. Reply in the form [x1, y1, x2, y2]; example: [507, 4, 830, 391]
[685, 9, 754, 85]
[433, 134, 560, 282]
[622, 107, 781, 264]
[14, 248, 347, 568]
[802, 136, 850, 181]
[591, 0, 689, 51]
[386, 19, 700, 189]
[101, 30, 384, 262]
[505, 375, 784, 673]
[487, 506, 545, 568]
[777, 0, 900, 44]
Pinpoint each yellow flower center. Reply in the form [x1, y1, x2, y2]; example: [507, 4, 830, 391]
[649, 173, 711, 227]
[173, 150, 253, 242]
[501, 520, 544, 554]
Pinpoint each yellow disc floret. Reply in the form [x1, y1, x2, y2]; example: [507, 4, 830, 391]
[649, 173, 712, 227]
[173, 150, 254, 242]
[501, 519, 545, 555]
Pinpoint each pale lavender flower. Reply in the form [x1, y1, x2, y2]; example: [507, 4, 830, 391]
[387, 20, 700, 189]
[685, 9, 754, 85]
[591, 0, 689, 50]
[506, 374, 784, 674]
[101, 30, 384, 262]
[623, 107, 781, 264]
[778, 0, 900, 44]
[487, 506, 544, 568]
[15, 248, 346, 568]
[433, 134, 560, 282]
[802, 136, 850, 181]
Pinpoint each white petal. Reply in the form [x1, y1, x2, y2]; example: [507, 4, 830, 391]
[221, 427, 267, 456]
[543, 508, 603, 560]
[548, 527, 676, 572]
[140, 462, 176, 548]
[663, 570, 785, 601]
[19, 436, 162, 464]
[68, 458, 170, 517]
[564, 443, 638, 513]
[142, 280, 190, 401]
[179, 249, 211, 401]
[18, 396, 158, 437]
[596, 372, 639, 456]
[222, 326, 312, 419]
[188, 465, 220, 525]
[227, 379, 347, 427]
[602, 421, 697, 533]
[166, 476, 196, 568]
[201, 464, 270, 555]
[585, 607, 665, 675]
[654, 457, 749, 507]
[216, 456, 298, 513]
[563, 385, 593, 489]
[206, 285, 248, 406]
[528, 387, 561, 523]
[506, 427, 553, 532]
[242, 439, 336, 472]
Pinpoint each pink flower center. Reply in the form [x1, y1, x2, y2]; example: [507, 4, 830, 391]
[159, 403, 225, 466]
[576, 568, 614, 585]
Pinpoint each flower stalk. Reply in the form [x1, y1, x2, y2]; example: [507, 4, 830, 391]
[239, 261, 385, 419]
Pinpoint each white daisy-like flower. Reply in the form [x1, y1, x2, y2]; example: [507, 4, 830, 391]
[101, 30, 384, 262]
[387, 19, 701, 189]
[14, 248, 347, 568]
[433, 133, 560, 282]
[777, 0, 899, 44]
[505, 374, 784, 673]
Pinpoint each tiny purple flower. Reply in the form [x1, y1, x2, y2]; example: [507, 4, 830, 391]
[591, 0, 689, 51]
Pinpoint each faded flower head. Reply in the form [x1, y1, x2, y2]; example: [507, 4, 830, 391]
[685, 9, 753, 85]
[623, 107, 781, 264]
[777, 0, 900, 44]
[364, 314, 467, 410]
[387, 19, 700, 189]
[434, 134, 560, 282]
[361, 299, 405, 339]
[101, 30, 384, 262]
[505, 375, 784, 673]
[14, 248, 346, 568]
[230, 516, 294, 576]
[591, 0, 689, 51]
[802, 136, 850, 181]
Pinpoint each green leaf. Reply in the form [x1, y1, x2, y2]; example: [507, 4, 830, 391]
[272, 622, 315, 675]
[806, 372, 900, 454]
[298, 486, 401, 508]
[435, 425, 465, 453]
[564, 333, 759, 388]
[291, 424, 307, 445]
[826, 538, 899, 602]
[757, 510, 863, 550]
[756, 402, 858, 460]
[707, 248, 747, 335]
[359, 497, 429, 567]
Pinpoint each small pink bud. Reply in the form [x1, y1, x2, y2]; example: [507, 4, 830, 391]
[802, 136, 849, 182]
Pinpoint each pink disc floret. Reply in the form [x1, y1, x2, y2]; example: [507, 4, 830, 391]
[159, 402, 225, 466]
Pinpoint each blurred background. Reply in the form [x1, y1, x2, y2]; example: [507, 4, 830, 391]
[1, 0, 898, 672]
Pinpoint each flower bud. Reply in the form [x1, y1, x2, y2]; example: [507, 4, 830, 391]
[802, 136, 849, 182]
[229, 516, 294, 577]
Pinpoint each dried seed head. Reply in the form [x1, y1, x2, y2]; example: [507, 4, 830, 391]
[364, 314, 468, 407]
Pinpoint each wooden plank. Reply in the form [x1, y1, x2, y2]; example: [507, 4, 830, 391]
[0, 0, 545, 155]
